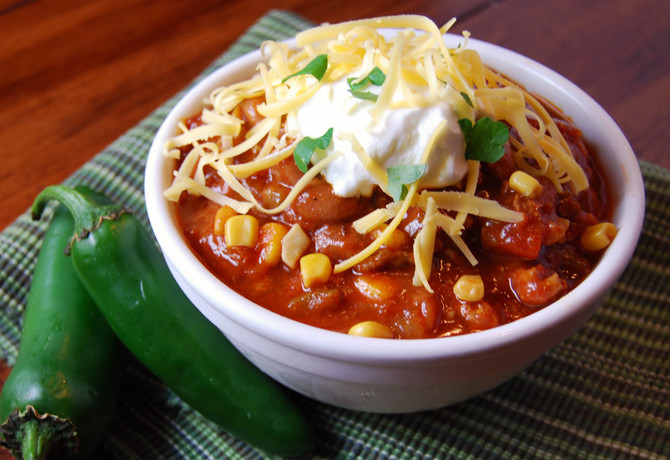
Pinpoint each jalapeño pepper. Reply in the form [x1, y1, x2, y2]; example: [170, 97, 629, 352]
[31, 185, 314, 456]
[0, 202, 124, 459]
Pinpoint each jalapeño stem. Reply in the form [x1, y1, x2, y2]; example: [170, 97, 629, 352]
[31, 185, 124, 236]
[21, 420, 44, 460]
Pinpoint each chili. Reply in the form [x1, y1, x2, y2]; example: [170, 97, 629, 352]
[175, 107, 612, 339]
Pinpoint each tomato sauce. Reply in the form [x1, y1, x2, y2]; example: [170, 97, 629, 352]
[174, 102, 612, 339]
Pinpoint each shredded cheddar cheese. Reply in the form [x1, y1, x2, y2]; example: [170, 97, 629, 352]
[413, 197, 438, 292]
[163, 15, 591, 292]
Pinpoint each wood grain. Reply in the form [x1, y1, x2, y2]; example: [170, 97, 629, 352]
[0, 0, 668, 230]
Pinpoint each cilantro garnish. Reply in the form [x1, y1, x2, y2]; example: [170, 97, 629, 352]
[387, 164, 427, 201]
[282, 54, 328, 83]
[460, 91, 474, 108]
[293, 128, 334, 173]
[458, 117, 509, 163]
[347, 67, 386, 101]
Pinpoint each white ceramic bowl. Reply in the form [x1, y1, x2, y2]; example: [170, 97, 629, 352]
[145, 32, 645, 413]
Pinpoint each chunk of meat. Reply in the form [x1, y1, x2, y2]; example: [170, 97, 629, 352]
[543, 246, 593, 281]
[238, 95, 265, 126]
[392, 288, 440, 339]
[510, 264, 567, 307]
[355, 249, 414, 273]
[481, 178, 569, 260]
[313, 224, 370, 262]
[287, 288, 342, 318]
[459, 301, 500, 332]
[290, 181, 368, 231]
[557, 191, 600, 241]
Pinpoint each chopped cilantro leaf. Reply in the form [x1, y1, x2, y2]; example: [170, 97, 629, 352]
[387, 164, 427, 201]
[293, 127, 334, 173]
[348, 67, 386, 90]
[347, 67, 386, 101]
[460, 91, 474, 108]
[458, 117, 509, 163]
[348, 89, 379, 101]
[282, 54, 328, 83]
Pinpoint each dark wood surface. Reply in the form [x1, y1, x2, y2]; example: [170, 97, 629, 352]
[0, 0, 668, 232]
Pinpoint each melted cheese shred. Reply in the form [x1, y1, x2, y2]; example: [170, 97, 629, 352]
[218, 152, 343, 216]
[334, 182, 419, 274]
[334, 116, 444, 274]
[418, 191, 523, 223]
[413, 197, 438, 292]
[163, 15, 590, 292]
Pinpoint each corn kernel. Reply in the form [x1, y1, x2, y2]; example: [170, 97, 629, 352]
[348, 321, 394, 339]
[281, 224, 311, 268]
[300, 253, 332, 288]
[581, 222, 617, 251]
[213, 205, 237, 236]
[509, 170, 542, 198]
[354, 274, 397, 301]
[453, 274, 485, 302]
[258, 222, 290, 267]
[224, 215, 259, 247]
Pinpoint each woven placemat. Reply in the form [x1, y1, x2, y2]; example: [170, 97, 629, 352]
[1, 10, 668, 459]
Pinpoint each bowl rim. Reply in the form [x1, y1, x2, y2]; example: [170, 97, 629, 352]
[145, 30, 645, 364]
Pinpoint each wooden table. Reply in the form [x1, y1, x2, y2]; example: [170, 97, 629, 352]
[1, 0, 668, 230]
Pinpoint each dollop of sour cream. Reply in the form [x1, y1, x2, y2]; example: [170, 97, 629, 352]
[286, 76, 468, 197]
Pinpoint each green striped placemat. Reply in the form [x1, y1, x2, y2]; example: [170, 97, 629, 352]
[1, 10, 668, 459]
